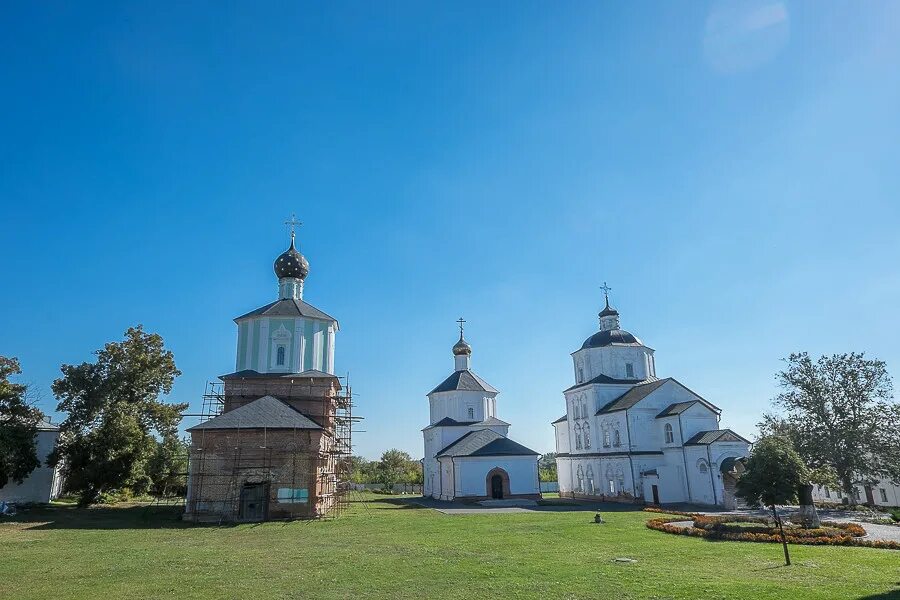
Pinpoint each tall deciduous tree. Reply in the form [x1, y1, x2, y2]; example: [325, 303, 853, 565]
[0, 357, 44, 488]
[376, 449, 419, 492]
[51, 326, 186, 505]
[736, 435, 809, 566]
[760, 352, 898, 499]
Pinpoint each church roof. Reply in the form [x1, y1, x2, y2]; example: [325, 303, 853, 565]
[595, 378, 671, 414]
[423, 416, 511, 430]
[580, 328, 643, 350]
[186, 395, 321, 431]
[684, 429, 751, 446]
[436, 429, 538, 458]
[656, 399, 720, 418]
[219, 369, 337, 380]
[429, 369, 498, 395]
[235, 298, 337, 324]
[551, 415, 568, 424]
[564, 373, 652, 392]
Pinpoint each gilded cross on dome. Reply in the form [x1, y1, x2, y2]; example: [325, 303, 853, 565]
[456, 317, 466, 337]
[599, 281, 613, 304]
[284, 213, 303, 241]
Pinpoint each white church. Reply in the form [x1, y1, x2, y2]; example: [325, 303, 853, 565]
[554, 290, 751, 508]
[422, 322, 541, 501]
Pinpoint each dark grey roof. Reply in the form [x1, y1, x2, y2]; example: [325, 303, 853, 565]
[551, 415, 568, 424]
[596, 378, 671, 414]
[684, 429, 751, 446]
[429, 417, 479, 427]
[429, 369, 498, 395]
[565, 373, 652, 392]
[556, 450, 663, 458]
[581, 328, 642, 349]
[599, 300, 619, 317]
[187, 395, 322, 431]
[436, 429, 538, 458]
[656, 399, 721, 418]
[235, 298, 337, 323]
[220, 369, 337, 380]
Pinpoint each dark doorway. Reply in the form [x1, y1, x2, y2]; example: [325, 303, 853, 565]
[239, 483, 268, 521]
[490, 475, 504, 499]
[651, 484, 660, 505]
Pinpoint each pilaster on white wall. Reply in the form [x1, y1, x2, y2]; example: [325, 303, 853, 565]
[326, 325, 335, 374]
[313, 322, 324, 371]
[257, 318, 270, 373]
[292, 320, 304, 372]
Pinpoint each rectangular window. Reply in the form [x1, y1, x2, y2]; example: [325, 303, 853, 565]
[824, 487, 830, 498]
[608, 480, 615, 494]
[277, 488, 309, 504]
[625, 363, 634, 378]
[880, 488, 888, 503]
[854, 488, 861, 500]
[467, 407, 475, 420]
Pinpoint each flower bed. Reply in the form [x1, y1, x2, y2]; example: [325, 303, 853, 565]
[643, 508, 899, 550]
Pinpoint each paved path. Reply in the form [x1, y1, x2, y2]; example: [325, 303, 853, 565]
[399, 496, 617, 515]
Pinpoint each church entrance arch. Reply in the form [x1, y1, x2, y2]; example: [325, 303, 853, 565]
[485, 467, 511, 499]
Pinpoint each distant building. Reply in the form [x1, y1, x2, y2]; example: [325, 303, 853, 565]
[0, 419, 64, 504]
[422, 322, 540, 501]
[553, 290, 750, 508]
[184, 223, 352, 522]
[812, 480, 900, 508]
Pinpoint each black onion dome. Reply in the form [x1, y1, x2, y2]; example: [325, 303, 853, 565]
[599, 299, 619, 318]
[452, 335, 472, 356]
[581, 329, 642, 349]
[273, 239, 309, 279]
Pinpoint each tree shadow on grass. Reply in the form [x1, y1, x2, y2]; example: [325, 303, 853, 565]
[857, 591, 900, 600]
[1, 503, 230, 531]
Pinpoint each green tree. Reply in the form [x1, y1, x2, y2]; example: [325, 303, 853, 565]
[539, 452, 558, 483]
[51, 326, 186, 505]
[736, 436, 809, 566]
[0, 357, 44, 488]
[760, 352, 899, 500]
[349, 456, 374, 484]
[376, 449, 414, 492]
[145, 434, 188, 498]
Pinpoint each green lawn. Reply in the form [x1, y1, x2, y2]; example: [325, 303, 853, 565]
[1, 495, 898, 600]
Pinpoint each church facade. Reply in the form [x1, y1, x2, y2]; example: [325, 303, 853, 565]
[184, 226, 350, 522]
[553, 294, 750, 508]
[422, 326, 540, 502]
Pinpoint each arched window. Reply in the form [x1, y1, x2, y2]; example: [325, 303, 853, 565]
[467, 407, 475, 420]
[576, 465, 584, 492]
[581, 401, 587, 418]
[614, 429, 621, 447]
[664, 423, 674, 444]
[583, 423, 591, 449]
[625, 362, 634, 378]
[276, 346, 286, 366]
[586, 465, 594, 494]
[572, 402, 579, 419]
[698, 461, 708, 474]
[603, 429, 611, 448]
[574, 424, 583, 450]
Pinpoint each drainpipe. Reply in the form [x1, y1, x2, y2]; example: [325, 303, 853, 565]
[624, 409, 636, 499]
[678, 414, 693, 503]
[706, 445, 718, 506]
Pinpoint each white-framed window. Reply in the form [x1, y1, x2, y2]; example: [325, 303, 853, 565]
[664, 423, 674, 444]
[581, 401, 587, 418]
[824, 487, 831, 498]
[698, 460, 708, 474]
[603, 430, 611, 448]
[614, 430, 621, 447]
[276, 346, 286, 366]
[578, 367, 584, 383]
[574, 424, 583, 450]
[608, 480, 615, 494]
[583, 423, 591, 449]
[625, 363, 634, 378]
[879, 488, 888, 502]
[467, 407, 475, 420]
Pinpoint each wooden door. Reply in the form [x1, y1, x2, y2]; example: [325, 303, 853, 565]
[240, 483, 268, 521]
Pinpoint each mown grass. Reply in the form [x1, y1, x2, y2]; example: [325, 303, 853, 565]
[1, 494, 898, 600]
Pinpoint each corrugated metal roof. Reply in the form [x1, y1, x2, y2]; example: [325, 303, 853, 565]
[234, 298, 337, 324]
[596, 378, 670, 414]
[187, 395, 322, 431]
[436, 429, 538, 457]
[429, 369, 498, 395]
[684, 429, 751, 446]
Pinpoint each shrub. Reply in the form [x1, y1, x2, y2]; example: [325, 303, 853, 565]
[890, 508, 900, 523]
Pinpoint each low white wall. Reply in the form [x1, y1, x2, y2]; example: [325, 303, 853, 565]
[455, 456, 539, 497]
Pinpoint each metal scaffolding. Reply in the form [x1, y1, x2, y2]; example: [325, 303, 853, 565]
[181, 376, 358, 523]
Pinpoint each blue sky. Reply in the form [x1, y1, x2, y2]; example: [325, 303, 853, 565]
[2, 2, 899, 459]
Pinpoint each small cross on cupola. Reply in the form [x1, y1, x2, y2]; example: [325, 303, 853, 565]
[598, 281, 621, 331]
[274, 214, 310, 300]
[452, 317, 473, 371]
